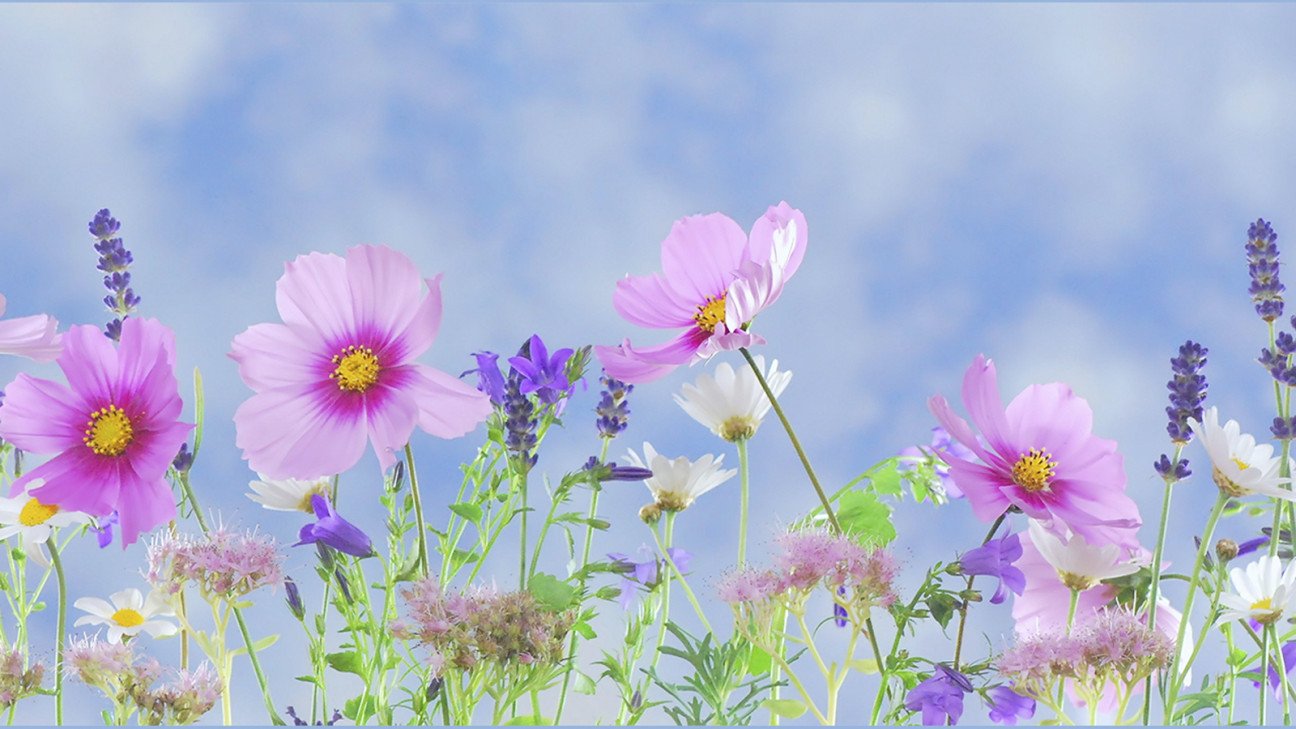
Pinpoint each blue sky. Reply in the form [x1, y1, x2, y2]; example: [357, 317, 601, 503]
[2, 3, 1296, 724]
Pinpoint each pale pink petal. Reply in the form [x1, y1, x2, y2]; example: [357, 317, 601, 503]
[401, 365, 492, 440]
[659, 213, 749, 304]
[621, 328, 710, 366]
[274, 252, 354, 349]
[376, 275, 442, 366]
[1004, 383, 1093, 463]
[594, 343, 679, 383]
[612, 273, 697, 329]
[944, 458, 1014, 522]
[346, 245, 431, 349]
[960, 355, 1018, 460]
[927, 392, 1008, 471]
[234, 385, 369, 480]
[230, 322, 325, 392]
[746, 202, 808, 282]
[0, 374, 87, 454]
[707, 329, 764, 353]
[1050, 487, 1142, 548]
[1011, 533, 1116, 633]
[723, 259, 780, 329]
[0, 313, 61, 362]
[58, 325, 119, 405]
[360, 379, 420, 471]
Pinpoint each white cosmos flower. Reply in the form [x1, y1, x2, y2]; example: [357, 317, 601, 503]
[1188, 407, 1296, 501]
[1026, 520, 1143, 591]
[74, 587, 179, 643]
[674, 355, 792, 442]
[246, 474, 330, 512]
[1219, 554, 1296, 626]
[625, 442, 737, 512]
[0, 483, 92, 567]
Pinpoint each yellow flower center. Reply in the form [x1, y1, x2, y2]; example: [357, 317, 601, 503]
[297, 481, 330, 513]
[83, 405, 134, 457]
[330, 345, 380, 392]
[1011, 448, 1057, 493]
[1232, 457, 1251, 471]
[1058, 570, 1099, 592]
[18, 498, 58, 527]
[110, 608, 144, 628]
[694, 294, 727, 334]
[1252, 597, 1273, 612]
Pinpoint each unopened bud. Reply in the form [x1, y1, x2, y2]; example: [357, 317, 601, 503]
[959, 590, 983, 603]
[944, 562, 964, 576]
[1216, 538, 1240, 563]
[425, 677, 443, 702]
[284, 576, 305, 620]
[638, 503, 661, 524]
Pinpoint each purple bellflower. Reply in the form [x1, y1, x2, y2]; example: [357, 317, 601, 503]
[608, 545, 691, 611]
[904, 664, 972, 725]
[986, 685, 1035, 725]
[295, 495, 374, 558]
[462, 352, 507, 406]
[509, 335, 575, 406]
[959, 532, 1026, 605]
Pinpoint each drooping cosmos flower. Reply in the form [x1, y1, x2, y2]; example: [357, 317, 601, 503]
[0, 484, 92, 567]
[674, 355, 791, 442]
[295, 494, 374, 558]
[595, 202, 807, 383]
[928, 354, 1140, 549]
[0, 318, 193, 547]
[247, 474, 330, 513]
[230, 245, 492, 478]
[1189, 407, 1296, 502]
[958, 532, 1025, 605]
[0, 292, 60, 362]
[1219, 554, 1296, 626]
[74, 587, 178, 643]
[625, 442, 736, 512]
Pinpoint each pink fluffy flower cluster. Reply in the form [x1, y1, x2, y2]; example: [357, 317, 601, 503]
[145, 525, 284, 601]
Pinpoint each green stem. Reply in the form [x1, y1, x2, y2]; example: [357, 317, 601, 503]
[518, 470, 529, 590]
[1261, 626, 1271, 726]
[737, 437, 750, 565]
[1140, 443, 1182, 726]
[647, 516, 675, 677]
[739, 348, 841, 533]
[650, 516, 714, 636]
[49, 542, 66, 726]
[1163, 491, 1228, 723]
[952, 512, 1008, 670]
[404, 444, 430, 577]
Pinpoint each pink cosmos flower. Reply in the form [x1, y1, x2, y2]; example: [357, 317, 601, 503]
[595, 202, 807, 383]
[928, 355, 1140, 549]
[0, 292, 60, 362]
[0, 317, 192, 547]
[230, 245, 492, 478]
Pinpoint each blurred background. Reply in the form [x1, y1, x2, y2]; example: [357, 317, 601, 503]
[1, 4, 1294, 724]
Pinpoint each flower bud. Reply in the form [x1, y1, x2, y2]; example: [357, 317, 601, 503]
[284, 576, 305, 620]
[1216, 538, 1240, 563]
[638, 503, 661, 524]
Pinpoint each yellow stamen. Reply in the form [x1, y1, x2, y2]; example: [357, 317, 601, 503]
[18, 498, 58, 527]
[111, 608, 144, 628]
[1011, 448, 1057, 493]
[694, 295, 727, 334]
[330, 345, 381, 392]
[1252, 597, 1273, 612]
[83, 404, 134, 457]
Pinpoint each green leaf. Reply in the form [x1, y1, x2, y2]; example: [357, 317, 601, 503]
[573, 671, 597, 695]
[448, 502, 483, 524]
[850, 659, 879, 674]
[747, 645, 772, 675]
[451, 548, 479, 568]
[326, 651, 366, 677]
[573, 621, 596, 640]
[585, 517, 611, 530]
[502, 716, 552, 725]
[869, 461, 902, 496]
[529, 573, 577, 611]
[835, 490, 897, 545]
[760, 699, 807, 719]
[927, 593, 959, 629]
[343, 695, 377, 723]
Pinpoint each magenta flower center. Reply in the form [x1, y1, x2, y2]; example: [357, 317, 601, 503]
[1011, 448, 1057, 492]
[110, 608, 144, 628]
[18, 498, 58, 527]
[330, 345, 381, 392]
[694, 294, 727, 333]
[83, 405, 135, 457]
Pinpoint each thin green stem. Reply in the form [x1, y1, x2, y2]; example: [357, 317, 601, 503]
[518, 470, 529, 591]
[404, 444, 430, 577]
[49, 542, 66, 726]
[952, 512, 1008, 670]
[1261, 626, 1271, 726]
[1140, 443, 1182, 726]
[739, 348, 841, 533]
[1163, 491, 1228, 723]
[737, 437, 750, 565]
[647, 517, 674, 677]
[650, 517, 714, 636]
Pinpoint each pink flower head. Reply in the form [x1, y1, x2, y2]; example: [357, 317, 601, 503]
[928, 355, 1141, 549]
[595, 202, 807, 383]
[230, 245, 492, 478]
[0, 318, 192, 547]
[0, 292, 61, 362]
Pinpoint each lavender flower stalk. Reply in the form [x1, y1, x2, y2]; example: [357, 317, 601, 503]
[88, 208, 141, 341]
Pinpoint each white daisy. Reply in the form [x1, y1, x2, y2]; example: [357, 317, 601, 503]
[1188, 407, 1296, 501]
[625, 442, 737, 512]
[246, 474, 330, 512]
[74, 587, 179, 643]
[1218, 554, 1296, 626]
[0, 484, 92, 567]
[1027, 519, 1143, 591]
[673, 356, 792, 442]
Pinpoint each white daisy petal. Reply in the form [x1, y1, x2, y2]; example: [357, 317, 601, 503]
[674, 356, 791, 442]
[628, 441, 737, 512]
[1189, 407, 1296, 501]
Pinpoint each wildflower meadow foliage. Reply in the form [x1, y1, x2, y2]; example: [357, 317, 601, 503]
[5, 204, 1296, 726]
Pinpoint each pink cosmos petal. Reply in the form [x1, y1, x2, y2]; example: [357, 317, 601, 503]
[360, 378, 420, 471]
[23, 449, 120, 514]
[659, 213, 749, 304]
[944, 458, 1014, 521]
[961, 355, 1017, 460]
[1050, 486, 1141, 548]
[116, 320, 185, 426]
[376, 275, 442, 366]
[927, 393, 1006, 471]
[0, 313, 61, 362]
[1004, 383, 1093, 463]
[0, 374, 87, 454]
[706, 329, 764, 353]
[593, 343, 679, 383]
[621, 328, 711, 367]
[612, 273, 697, 330]
[230, 323, 322, 392]
[346, 245, 428, 339]
[128, 419, 196, 486]
[275, 251, 353, 349]
[114, 461, 176, 549]
[746, 202, 808, 280]
[234, 384, 369, 480]
[58, 325, 119, 406]
[402, 364, 493, 440]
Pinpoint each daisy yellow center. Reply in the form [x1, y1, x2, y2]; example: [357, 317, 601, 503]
[18, 498, 58, 527]
[331, 345, 380, 392]
[110, 608, 144, 628]
[1252, 597, 1273, 612]
[84, 405, 134, 457]
[1058, 570, 1099, 592]
[694, 294, 727, 334]
[1232, 457, 1251, 471]
[1011, 448, 1057, 493]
